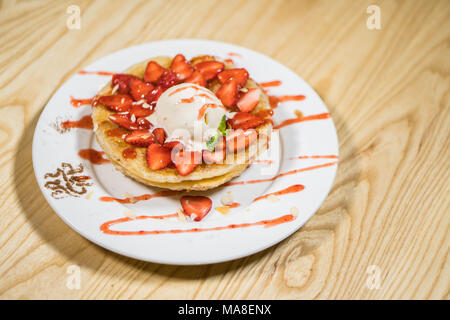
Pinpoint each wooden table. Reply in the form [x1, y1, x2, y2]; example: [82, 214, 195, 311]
[0, 0, 448, 299]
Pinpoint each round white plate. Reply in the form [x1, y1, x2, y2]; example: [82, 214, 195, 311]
[32, 39, 338, 265]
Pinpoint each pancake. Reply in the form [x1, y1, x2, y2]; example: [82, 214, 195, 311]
[91, 55, 272, 191]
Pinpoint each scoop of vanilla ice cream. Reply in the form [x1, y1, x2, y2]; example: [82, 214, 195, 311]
[146, 83, 232, 151]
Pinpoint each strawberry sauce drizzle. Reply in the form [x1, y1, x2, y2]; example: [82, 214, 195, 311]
[78, 70, 116, 76]
[61, 115, 93, 130]
[269, 95, 306, 108]
[290, 155, 338, 160]
[225, 162, 337, 186]
[100, 214, 294, 235]
[106, 128, 127, 137]
[254, 184, 305, 201]
[227, 202, 240, 208]
[122, 148, 137, 159]
[70, 96, 93, 107]
[100, 190, 177, 204]
[168, 85, 199, 96]
[260, 80, 282, 88]
[274, 113, 331, 129]
[198, 104, 226, 120]
[78, 149, 110, 164]
[180, 97, 195, 103]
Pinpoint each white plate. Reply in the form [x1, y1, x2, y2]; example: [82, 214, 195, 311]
[32, 39, 338, 265]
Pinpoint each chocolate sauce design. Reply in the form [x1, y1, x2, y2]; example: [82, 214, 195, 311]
[44, 163, 92, 199]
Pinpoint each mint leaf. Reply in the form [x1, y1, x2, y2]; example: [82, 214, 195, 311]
[206, 134, 220, 151]
[218, 115, 227, 136]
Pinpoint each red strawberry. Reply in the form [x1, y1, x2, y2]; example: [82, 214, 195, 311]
[228, 112, 264, 130]
[216, 78, 239, 107]
[184, 70, 206, 87]
[98, 94, 133, 112]
[194, 61, 224, 81]
[146, 143, 172, 170]
[203, 147, 226, 164]
[129, 78, 154, 101]
[226, 129, 257, 153]
[163, 141, 183, 151]
[180, 196, 212, 221]
[124, 130, 155, 147]
[158, 70, 178, 90]
[236, 88, 261, 112]
[170, 54, 194, 81]
[136, 117, 152, 130]
[109, 114, 140, 131]
[173, 150, 201, 176]
[112, 74, 138, 94]
[144, 61, 167, 84]
[146, 86, 163, 104]
[152, 128, 166, 144]
[130, 104, 153, 118]
[217, 68, 249, 87]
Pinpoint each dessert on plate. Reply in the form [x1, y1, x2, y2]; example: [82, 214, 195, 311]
[91, 54, 273, 191]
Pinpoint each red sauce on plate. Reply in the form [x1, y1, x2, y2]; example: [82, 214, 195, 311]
[260, 80, 282, 88]
[100, 214, 295, 235]
[254, 184, 305, 201]
[78, 149, 110, 164]
[274, 113, 331, 129]
[269, 95, 306, 108]
[78, 70, 115, 76]
[61, 115, 93, 130]
[99, 191, 177, 204]
[225, 162, 337, 186]
[70, 96, 93, 107]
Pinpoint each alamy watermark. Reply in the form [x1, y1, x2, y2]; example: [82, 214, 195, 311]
[66, 5, 81, 30]
[366, 5, 381, 30]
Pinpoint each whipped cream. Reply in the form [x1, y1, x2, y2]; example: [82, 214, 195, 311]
[146, 83, 233, 151]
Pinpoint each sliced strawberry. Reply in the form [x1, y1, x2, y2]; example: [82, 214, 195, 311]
[217, 68, 249, 87]
[228, 112, 264, 130]
[144, 61, 167, 84]
[112, 74, 138, 94]
[124, 130, 155, 147]
[129, 78, 154, 101]
[194, 61, 224, 81]
[180, 196, 212, 221]
[136, 117, 152, 130]
[146, 143, 172, 170]
[152, 128, 166, 144]
[214, 135, 226, 150]
[98, 94, 133, 112]
[170, 54, 194, 81]
[226, 129, 257, 153]
[163, 140, 183, 151]
[158, 70, 178, 90]
[109, 114, 140, 131]
[146, 86, 163, 104]
[173, 150, 201, 176]
[184, 70, 206, 87]
[216, 78, 239, 107]
[130, 104, 153, 118]
[203, 147, 226, 164]
[236, 88, 261, 112]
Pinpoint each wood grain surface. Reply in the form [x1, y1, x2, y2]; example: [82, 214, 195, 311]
[0, 0, 448, 299]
